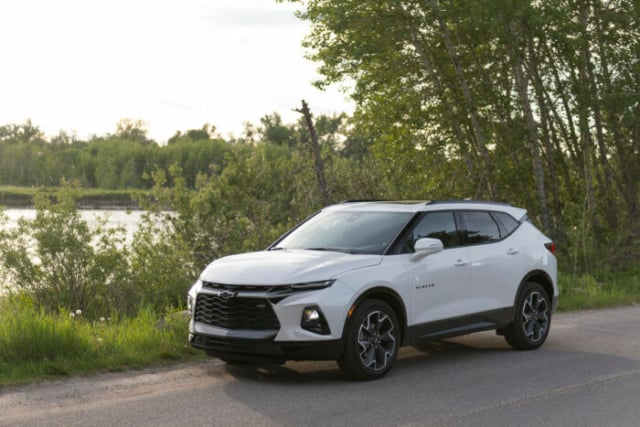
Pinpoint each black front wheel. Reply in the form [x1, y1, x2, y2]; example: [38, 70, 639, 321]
[503, 282, 551, 350]
[338, 299, 400, 381]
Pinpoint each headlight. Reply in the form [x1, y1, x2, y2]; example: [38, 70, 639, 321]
[289, 279, 335, 291]
[187, 279, 201, 314]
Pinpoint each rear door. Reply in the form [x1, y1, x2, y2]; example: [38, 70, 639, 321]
[458, 210, 527, 312]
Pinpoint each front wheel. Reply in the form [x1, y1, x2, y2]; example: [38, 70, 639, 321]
[338, 299, 400, 381]
[504, 282, 551, 350]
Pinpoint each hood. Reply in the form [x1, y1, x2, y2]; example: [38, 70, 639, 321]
[200, 249, 382, 285]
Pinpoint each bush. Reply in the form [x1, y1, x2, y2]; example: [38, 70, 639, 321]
[0, 182, 133, 318]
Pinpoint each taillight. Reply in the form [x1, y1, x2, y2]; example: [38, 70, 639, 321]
[545, 242, 556, 254]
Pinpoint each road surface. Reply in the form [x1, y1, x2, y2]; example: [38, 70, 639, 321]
[2, 305, 640, 426]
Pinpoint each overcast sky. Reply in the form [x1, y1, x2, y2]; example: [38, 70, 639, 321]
[0, 0, 352, 143]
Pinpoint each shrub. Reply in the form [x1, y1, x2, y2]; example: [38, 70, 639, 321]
[0, 182, 132, 317]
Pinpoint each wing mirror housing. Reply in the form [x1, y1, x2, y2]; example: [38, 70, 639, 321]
[411, 237, 444, 261]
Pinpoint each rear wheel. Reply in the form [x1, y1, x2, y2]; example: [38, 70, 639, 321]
[504, 282, 551, 350]
[338, 299, 400, 381]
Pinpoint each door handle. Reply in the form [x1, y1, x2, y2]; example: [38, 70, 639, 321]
[454, 259, 467, 266]
[507, 248, 519, 255]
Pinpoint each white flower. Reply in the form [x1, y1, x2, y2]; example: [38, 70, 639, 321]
[70, 312, 75, 318]
[100, 317, 106, 322]
[75, 309, 82, 315]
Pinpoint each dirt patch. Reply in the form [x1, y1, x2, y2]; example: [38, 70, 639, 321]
[0, 360, 221, 423]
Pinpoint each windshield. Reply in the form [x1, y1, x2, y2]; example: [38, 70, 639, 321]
[273, 210, 412, 255]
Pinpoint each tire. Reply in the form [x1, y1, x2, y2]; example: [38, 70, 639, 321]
[503, 282, 551, 350]
[338, 299, 400, 381]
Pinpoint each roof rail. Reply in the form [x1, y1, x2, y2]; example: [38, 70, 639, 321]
[426, 199, 512, 206]
[340, 199, 387, 204]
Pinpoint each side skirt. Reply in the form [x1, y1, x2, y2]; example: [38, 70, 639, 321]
[405, 307, 513, 346]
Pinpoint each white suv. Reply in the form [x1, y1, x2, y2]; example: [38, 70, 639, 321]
[188, 200, 558, 380]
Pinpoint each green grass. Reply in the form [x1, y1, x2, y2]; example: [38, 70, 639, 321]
[0, 186, 144, 208]
[0, 297, 204, 386]
[557, 271, 640, 311]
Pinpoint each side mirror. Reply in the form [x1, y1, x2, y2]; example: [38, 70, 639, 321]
[411, 237, 444, 261]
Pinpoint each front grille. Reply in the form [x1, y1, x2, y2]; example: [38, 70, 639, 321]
[203, 281, 295, 293]
[203, 282, 270, 292]
[194, 293, 280, 330]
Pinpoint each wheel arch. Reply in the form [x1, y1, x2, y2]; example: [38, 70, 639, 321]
[511, 270, 554, 321]
[347, 286, 408, 345]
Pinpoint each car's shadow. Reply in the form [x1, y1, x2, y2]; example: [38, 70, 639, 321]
[220, 333, 511, 384]
[222, 360, 344, 383]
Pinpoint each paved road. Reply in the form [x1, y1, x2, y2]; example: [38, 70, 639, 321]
[2, 306, 640, 426]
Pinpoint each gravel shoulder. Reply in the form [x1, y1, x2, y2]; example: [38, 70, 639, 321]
[0, 361, 220, 423]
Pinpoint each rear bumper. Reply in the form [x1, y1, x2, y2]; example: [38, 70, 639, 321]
[190, 332, 343, 362]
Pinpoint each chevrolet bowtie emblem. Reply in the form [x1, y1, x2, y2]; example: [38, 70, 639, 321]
[218, 290, 237, 300]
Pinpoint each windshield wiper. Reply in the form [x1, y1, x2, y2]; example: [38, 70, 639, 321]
[304, 247, 357, 254]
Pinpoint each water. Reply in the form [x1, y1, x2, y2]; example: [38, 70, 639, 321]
[1, 209, 146, 293]
[2, 208, 145, 237]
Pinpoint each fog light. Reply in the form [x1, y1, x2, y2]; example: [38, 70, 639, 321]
[301, 306, 330, 335]
[304, 308, 320, 321]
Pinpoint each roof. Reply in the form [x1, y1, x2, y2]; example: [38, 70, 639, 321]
[326, 200, 527, 220]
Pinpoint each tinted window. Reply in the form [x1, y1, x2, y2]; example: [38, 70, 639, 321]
[492, 212, 519, 237]
[461, 211, 500, 244]
[407, 211, 459, 250]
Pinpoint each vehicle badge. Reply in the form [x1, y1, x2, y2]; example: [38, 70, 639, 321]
[218, 290, 237, 300]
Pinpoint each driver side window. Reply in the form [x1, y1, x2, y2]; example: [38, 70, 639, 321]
[407, 211, 459, 251]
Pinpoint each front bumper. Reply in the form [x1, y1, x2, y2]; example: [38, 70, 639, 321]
[188, 277, 356, 362]
[190, 332, 343, 362]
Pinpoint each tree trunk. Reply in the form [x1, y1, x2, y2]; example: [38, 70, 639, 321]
[431, 0, 498, 199]
[406, 28, 476, 181]
[296, 100, 330, 206]
[528, 40, 562, 237]
[577, 3, 596, 212]
[593, 1, 637, 228]
[513, 54, 551, 233]
[541, 42, 581, 167]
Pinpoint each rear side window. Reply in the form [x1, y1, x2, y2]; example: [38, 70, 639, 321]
[460, 211, 500, 244]
[491, 212, 520, 237]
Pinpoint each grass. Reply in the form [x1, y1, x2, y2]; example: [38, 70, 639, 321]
[0, 186, 144, 208]
[558, 270, 640, 311]
[0, 297, 204, 386]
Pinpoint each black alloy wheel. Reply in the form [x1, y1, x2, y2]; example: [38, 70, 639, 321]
[504, 281, 551, 350]
[338, 299, 400, 380]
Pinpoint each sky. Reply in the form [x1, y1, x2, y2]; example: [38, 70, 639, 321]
[0, 0, 353, 143]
